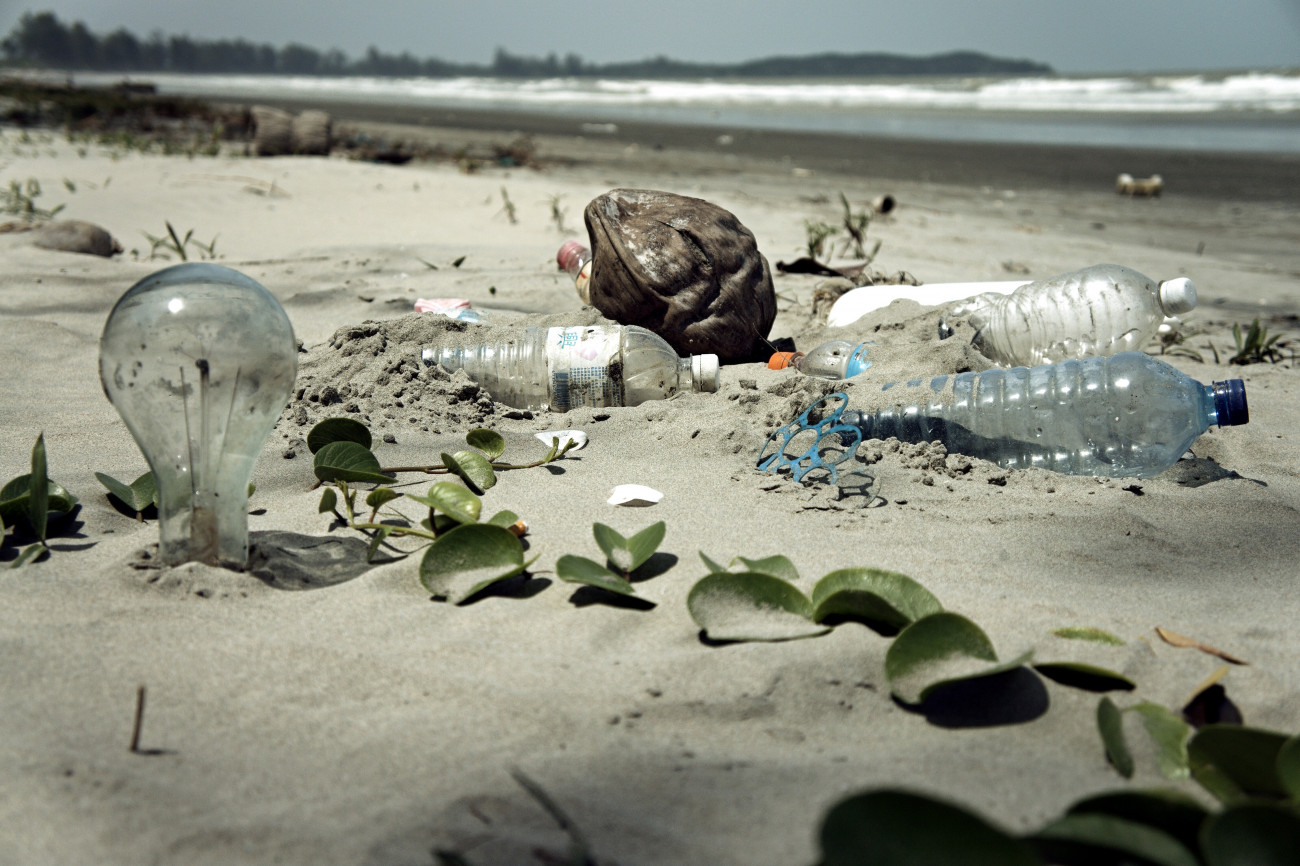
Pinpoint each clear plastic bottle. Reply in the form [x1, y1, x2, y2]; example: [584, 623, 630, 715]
[557, 241, 593, 304]
[952, 264, 1197, 367]
[839, 352, 1248, 478]
[769, 340, 872, 379]
[422, 324, 719, 412]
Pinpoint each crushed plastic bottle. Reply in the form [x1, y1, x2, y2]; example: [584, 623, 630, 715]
[839, 351, 1247, 478]
[950, 264, 1197, 367]
[422, 324, 719, 412]
[557, 241, 593, 304]
[769, 340, 872, 379]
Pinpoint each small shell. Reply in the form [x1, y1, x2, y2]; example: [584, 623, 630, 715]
[607, 484, 663, 507]
[535, 429, 588, 451]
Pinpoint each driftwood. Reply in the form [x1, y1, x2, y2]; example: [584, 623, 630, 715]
[291, 110, 332, 155]
[27, 220, 122, 257]
[583, 189, 776, 362]
[252, 106, 332, 156]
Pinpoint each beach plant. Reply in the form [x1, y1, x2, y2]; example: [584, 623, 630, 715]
[498, 186, 517, 224]
[1, 434, 79, 567]
[95, 470, 158, 520]
[555, 521, 666, 602]
[802, 219, 838, 260]
[835, 191, 880, 262]
[1227, 318, 1287, 365]
[142, 221, 218, 262]
[1, 177, 65, 222]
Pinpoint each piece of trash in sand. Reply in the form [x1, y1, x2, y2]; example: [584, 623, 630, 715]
[756, 392, 881, 503]
[836, 351, 1247, 478]
[945, 264, 1196, 367]
[424, 324, 718, 412]
[535, 429, 588, 451]
[871, 193, 896, 215]
[608, 484, 662, 507]
[557, 240, 593, 303]
[769, 339, 872, 380]
[827, 280, 1027, 327]
[576, 188, 776, 362]
[414, 297, 487, 323]
[1116, 173, 1163, 196]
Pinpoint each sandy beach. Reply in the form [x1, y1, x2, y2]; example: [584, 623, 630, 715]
[2, 102, 1298, 865]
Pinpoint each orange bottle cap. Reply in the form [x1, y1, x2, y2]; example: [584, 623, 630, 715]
[768, 351, 803, 370]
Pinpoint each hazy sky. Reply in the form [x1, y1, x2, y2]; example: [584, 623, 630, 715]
[1, 0, 1298, 74]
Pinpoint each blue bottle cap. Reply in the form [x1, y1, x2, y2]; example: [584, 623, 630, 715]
[1212, 379, 1248, 426]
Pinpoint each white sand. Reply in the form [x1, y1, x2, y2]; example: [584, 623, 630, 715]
[2, 127, 1298, 865]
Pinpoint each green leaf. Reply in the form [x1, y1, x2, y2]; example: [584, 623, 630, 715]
[593, 521, 665, 574]
[406, 482, 482, 526]
[818, 789, 1038, 866]
[10, 542, 48, 568]
[440, 450, 496, 494]
[1028, 813, 1201, 866]
[626, 521, 665, 572]
[1034, 662, 1137, 693]
[465, 428, 505, 461]
[485, 510, 520, 529]
[1052, 626, 1127, 646]
[365, 526, 395, 563]
[306, 417, 372, 454]
[556, 554, 641, 599]
[592, 522, 629, 569]
[365, 488, 400, 510]
[686, 572, 828, 642]
[811, 568, 943, 633]
[313, 441, 393, 485]
[1132, 702, 1193, 781]
[1201, 804, 1300, 866]
[1067, 789, 1210, 856]
[28, 433, 48, 542]
[1098, 696, 1134, 778]
[0, 475, 77, 525]
[318, 487, 338, 514]
[418, 524, 533, 604]
[735, 554, 799, 583]
[699, 551, 728, 574]
[1188, 725, 1290, 804]
[884, 612, 1032, 705]
[1277, 735, 1300, 800]
[96, 471, 157, 514]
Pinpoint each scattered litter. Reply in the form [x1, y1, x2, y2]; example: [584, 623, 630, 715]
[757, 392, 866, 486]
[414, 298, 470, 315]
[608, 484, 663, 507]
[535, 429, 588, 451]
[827, 280, 1025, 327]
[1116, 173, 1163, 196]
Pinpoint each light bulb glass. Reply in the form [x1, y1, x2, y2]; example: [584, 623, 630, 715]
[99, 263, 298, 568]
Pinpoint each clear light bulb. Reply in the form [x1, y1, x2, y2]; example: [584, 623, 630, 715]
[99, 263, 298, 568]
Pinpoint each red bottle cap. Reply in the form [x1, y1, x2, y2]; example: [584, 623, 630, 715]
[557, 240, 589, 275]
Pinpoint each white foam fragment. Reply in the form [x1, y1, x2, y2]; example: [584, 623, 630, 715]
[607, 484, 663, 507]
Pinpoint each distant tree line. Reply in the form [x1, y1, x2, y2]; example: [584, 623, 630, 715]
[0, 11, 1051, 78]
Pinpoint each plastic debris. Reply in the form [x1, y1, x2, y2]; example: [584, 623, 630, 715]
[607, 484, 663, 507]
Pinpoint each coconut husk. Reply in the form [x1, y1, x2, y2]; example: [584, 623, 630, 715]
[583, 188, 775, 362]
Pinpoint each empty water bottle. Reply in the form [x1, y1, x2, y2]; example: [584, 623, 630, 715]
[950, 264, 1197, 367]
[557, 241, 593, 304]
[840, 351, 1247, 478]
[423, 324, 719, 412]
[769, 340, 872, 379]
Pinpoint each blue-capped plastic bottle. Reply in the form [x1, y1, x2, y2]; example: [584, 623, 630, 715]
[769, 340, 872, 379]
[840, 352, 1248, 478]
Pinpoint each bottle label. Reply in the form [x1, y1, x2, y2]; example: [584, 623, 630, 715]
[545, 326, 623, 411]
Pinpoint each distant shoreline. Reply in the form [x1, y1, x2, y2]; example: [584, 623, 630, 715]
[231, 94, 1300, 205]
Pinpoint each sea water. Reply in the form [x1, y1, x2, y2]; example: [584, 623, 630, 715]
[70, 68, 1300, 154]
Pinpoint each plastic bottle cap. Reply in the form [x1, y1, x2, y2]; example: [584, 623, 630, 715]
[1158, 277, 1197, 315]
[557, 240, 589, 272]
[1212, 379, 1249, 426]
[694, 354, 720, 391]
[768, 351, 803, 370]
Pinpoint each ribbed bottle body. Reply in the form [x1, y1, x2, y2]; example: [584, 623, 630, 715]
[966, 264, 1171, 367]
[429, 326, 551, 410]
[844, 352, 1217, 478]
